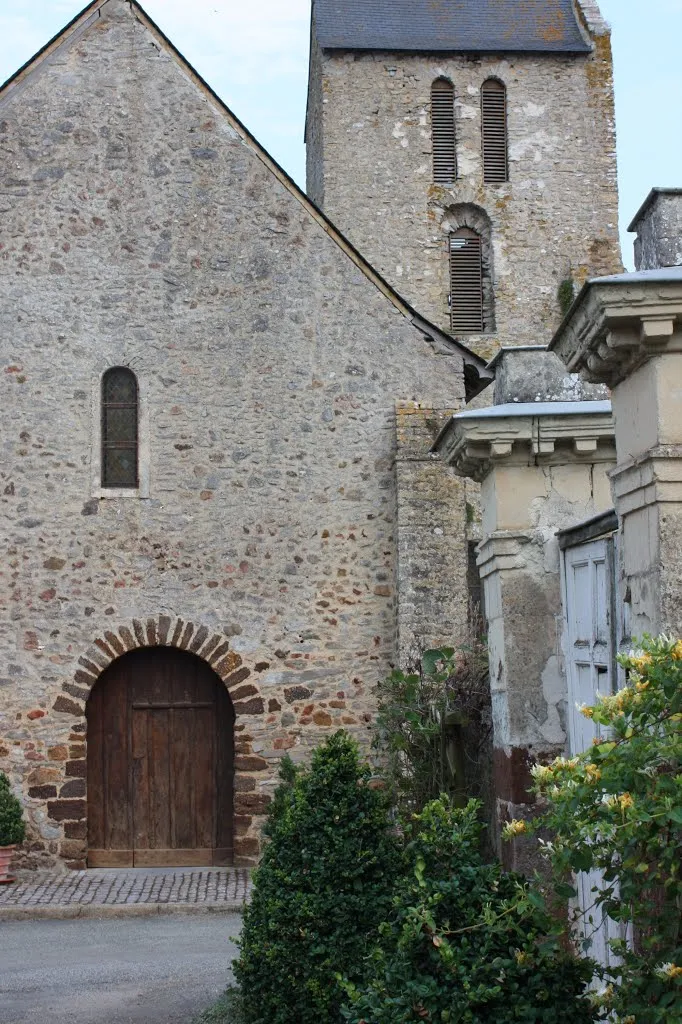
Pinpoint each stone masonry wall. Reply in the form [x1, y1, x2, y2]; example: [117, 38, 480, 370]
[395, 403, 468, 665]
[0, 0, 466, 870]
[306, 11, 621, 362]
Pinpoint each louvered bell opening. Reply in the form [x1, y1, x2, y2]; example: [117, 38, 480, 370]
[450, 230, 484, 335]
[431, 80, 456, 184]
[481, 80, 508, 185]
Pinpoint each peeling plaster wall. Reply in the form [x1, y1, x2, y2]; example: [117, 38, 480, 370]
[480, 453, 615, 857]
[307, 34, 621, 361]
[0, 0, 467, 870]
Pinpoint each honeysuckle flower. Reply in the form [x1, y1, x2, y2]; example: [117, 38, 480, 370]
[530, 763, 554, 784]
[502, 819, 527, 839]
[588, 984, 614, 1007]
[655, 962, 682, 979]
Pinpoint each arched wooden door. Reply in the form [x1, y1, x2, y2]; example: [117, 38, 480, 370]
[87, 647, 234, 867]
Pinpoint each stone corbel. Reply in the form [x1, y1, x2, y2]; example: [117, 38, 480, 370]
[477, 532, 535, 579]
[641, 316, 675, 346]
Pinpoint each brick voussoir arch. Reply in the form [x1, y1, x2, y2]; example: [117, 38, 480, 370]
[59, 614, 263, 713]
[49, 615, 268, 869]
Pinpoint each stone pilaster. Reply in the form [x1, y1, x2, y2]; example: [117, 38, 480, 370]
[435, 400, 616, 860]
[551, 250, 682, 635]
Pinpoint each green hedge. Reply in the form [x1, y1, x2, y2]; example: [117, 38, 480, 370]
[235, 732, 401, 1024]
[341, 799, 596, 1024]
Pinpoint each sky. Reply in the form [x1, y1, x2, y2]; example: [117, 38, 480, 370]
[0, 0, 681, 269]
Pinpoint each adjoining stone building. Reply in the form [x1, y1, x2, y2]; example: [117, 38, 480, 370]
[306, 0, 622, 361]
[0, 0, 489, 871]
[436, 188, 682, 917]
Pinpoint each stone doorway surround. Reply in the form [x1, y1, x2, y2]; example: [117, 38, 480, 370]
[40, 615, 271, 870]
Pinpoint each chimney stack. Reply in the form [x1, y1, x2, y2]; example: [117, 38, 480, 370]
[629, 188, 682, 271]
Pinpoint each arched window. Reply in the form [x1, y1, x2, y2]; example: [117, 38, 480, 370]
[101, 367, 138, 488]
[481, 79, 508, 184]
[449, 227, 484, 334]
[431, 78, 456, 184]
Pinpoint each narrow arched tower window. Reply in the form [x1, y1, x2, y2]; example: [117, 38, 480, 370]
[481, 79, 508, 184]
[449, 228, 484, 334]
[431, 78, 456, 184]
[101, 367, 139, 488]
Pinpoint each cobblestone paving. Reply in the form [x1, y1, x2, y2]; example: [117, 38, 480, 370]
[0, 867, 252, 909]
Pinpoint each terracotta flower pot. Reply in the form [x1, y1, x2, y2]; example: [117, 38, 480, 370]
[0, 845, 17, 884]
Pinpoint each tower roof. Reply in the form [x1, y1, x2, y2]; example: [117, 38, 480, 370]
[313, 0, 592, 53]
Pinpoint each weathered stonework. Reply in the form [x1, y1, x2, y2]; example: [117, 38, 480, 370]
[394, 402, 468, 664]
[436, 354, 616, 856]
[306, 0, 621, 361]
[551, 197, 682, 637]
[0, 0, 476, 870]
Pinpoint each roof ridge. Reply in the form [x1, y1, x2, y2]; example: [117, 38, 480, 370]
[0, 0, 489, 382]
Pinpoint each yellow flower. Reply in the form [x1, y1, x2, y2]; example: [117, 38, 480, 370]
[502, 819, 528, 839]
[579, 704, 595, 720]
[635, 678, 650, 692]
[514, 949, 531, 965]
[530, 763, 554, 785]
[585, 764, 602, 783]
[655, 962, 682, 979]
[588, 984, 614, 1008]
[605, 792, 634, 812]
[631, 653, 652, 673]
[672, 641, 682, 661]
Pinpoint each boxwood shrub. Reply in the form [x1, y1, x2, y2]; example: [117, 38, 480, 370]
[341, 799, 597, 1024]
[235, 732, 401, 1024]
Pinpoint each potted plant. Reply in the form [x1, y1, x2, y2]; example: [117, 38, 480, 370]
[0, 772, 26, 884]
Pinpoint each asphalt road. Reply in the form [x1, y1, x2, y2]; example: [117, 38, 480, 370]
[0, 913, 241, 1024]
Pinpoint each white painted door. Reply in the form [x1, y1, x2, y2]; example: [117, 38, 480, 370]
[563, 539, 614, 755]
[563, 538, 629, 967]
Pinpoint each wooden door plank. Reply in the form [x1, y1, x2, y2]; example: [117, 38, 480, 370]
[131, 708, 150, 851]
[149, 708, 172, 850]
[171, 707, 195, 850]
[212, 847, 233, 867]
[88, 848, 134, 868]
[194, 706, 215, 850]
[134, 848, 212, 868]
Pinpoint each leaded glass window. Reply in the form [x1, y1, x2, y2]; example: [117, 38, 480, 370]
[101, 367, 138, 488]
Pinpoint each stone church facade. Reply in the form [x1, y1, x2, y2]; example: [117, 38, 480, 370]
[0, 0, 620, 871]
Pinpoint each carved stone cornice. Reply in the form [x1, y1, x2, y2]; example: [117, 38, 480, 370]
[476, 532, 536, 579]
[610, 445, 682, 516]
[550, 271, 682, 387]
[434, 401, 615, 483]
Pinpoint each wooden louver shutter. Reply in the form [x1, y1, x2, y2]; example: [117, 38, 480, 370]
[481, 79, 508, 184]
[431, 79, 456, 184]
[450, 228, 484, 334]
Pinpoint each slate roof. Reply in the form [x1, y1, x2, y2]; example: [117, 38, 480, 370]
[313, 0, 592, 53]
